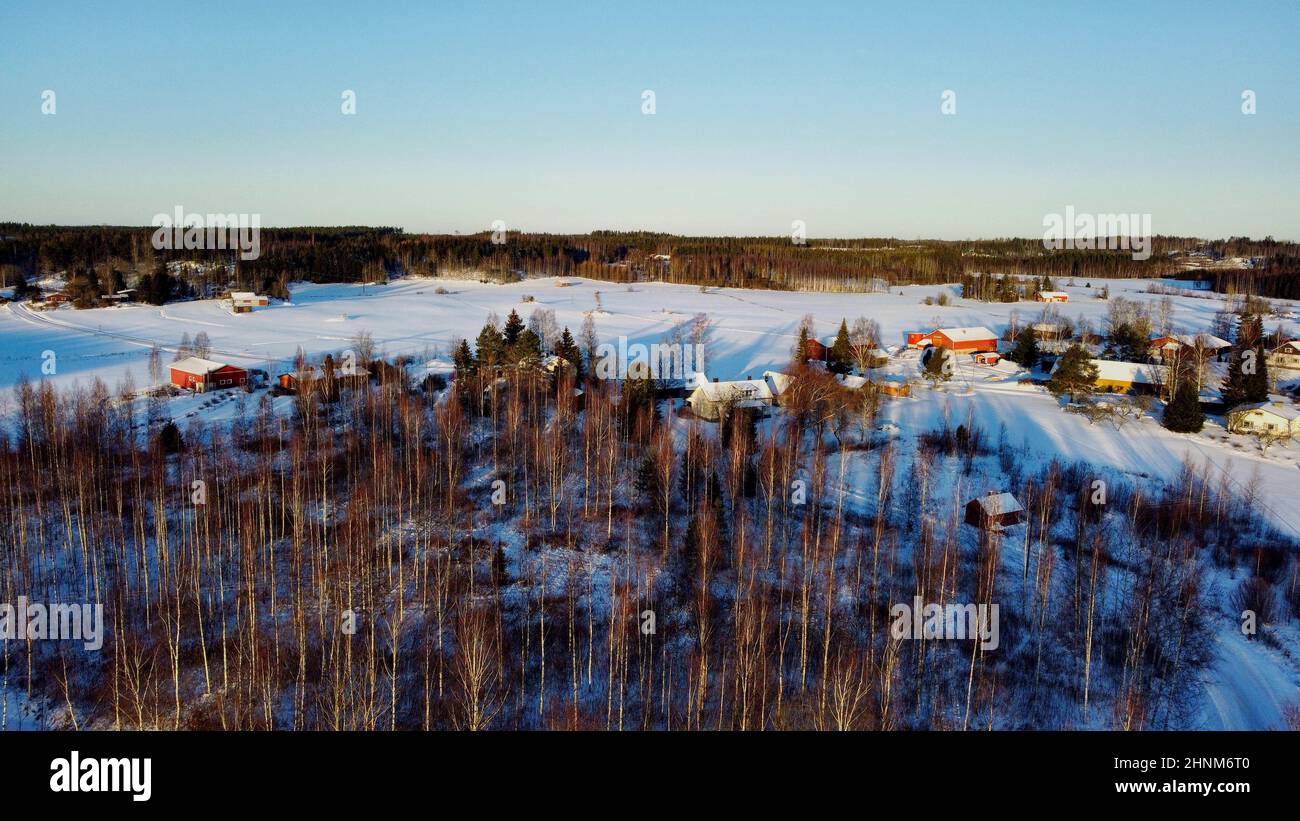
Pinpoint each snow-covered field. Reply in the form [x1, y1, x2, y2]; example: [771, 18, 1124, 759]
[4, 274, 1298, 532]
[3, 275, 1294, 392]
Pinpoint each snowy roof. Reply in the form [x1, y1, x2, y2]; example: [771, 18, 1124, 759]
[1273, 339, 1300, 354]
[1068, 359, 1167, 385]
[692, 379, 773, 402]
[935, 326, 996, 342]
[1230, 402, 1300, 421]
[684, 371, 709, 390]
[1037, 291, 1069, 299]
[170, 356, 230, 376]
[763, 370, 793, 395]
[1153, 333, 1231, 350]
[836, 374, 869, 389]
[970, 492, 1024, 516]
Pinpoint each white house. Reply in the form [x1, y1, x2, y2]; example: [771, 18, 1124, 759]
[685, 378, 774, 421]
[1226, 401, 1300, 437]
[1267, 339, 1300, 370]
[762, 370, 794, 399]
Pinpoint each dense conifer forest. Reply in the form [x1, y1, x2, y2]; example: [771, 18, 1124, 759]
[5, 223, 1297, 300]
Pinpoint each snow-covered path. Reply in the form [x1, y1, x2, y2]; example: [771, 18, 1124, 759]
[1200, 630, 1299, 730]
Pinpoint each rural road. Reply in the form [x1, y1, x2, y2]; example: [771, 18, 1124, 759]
[1200, 630, 1298, 730]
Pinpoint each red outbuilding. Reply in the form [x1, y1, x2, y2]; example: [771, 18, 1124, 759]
[169, 357, 248, 392]
[803, 339, 829, 362]
[925, 326, 998, 353]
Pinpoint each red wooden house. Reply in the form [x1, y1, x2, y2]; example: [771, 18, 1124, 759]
[169, 357, 248, 392]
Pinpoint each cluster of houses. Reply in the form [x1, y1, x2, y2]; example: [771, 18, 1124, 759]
[168, 354, 373, 396]
[41, 288, 135, 306]
[40, 287, 269, 311]
[680, 367, 1024, 531]
[682, 369, 911, 422]
[801, 338, 891, 368]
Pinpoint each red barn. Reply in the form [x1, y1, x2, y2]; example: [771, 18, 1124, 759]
[803, 339, 829, 362]
[928, 326, 997, 353]
[170, 357, 247, 392]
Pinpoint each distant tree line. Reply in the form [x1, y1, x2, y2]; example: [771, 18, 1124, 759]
[11, 224, 1297, 302]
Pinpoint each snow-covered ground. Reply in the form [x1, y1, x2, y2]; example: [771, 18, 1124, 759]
[5, 275, 1297, 394]
[1, 273, 1297, 728]
[3, 274, 1298, 530]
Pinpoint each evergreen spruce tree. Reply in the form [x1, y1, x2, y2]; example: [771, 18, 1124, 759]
[1223, 314, 1270, 407]
[475, 323, 505, 368]
[828, 319, 852, 375]
[492, 544, 510, 588]
[1103, 321, 1147, 362]
[554, 327, 583, 380]
[1163, 377, 1205, 433]
[634, 454, 659, 508]
[512, 327, 543, 365]
[503, 309, 524, 347]
[795, 324, 811, 364]
[1009, 326, 1040, 369]
[12, 270, 39, 301]
[1047, 344, 1099, 398]
[1242, 315, 1270, 403]
[453, 338, 476, 374]
[922, 345, 953, 382]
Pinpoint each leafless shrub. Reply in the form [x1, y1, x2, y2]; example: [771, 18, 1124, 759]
[1229, 576, 1279, 628]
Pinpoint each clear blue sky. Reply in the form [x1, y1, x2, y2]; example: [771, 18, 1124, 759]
[2, 0, 1298, 239]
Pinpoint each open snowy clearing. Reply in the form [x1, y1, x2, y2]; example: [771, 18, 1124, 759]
[4, 274, 1297, 392]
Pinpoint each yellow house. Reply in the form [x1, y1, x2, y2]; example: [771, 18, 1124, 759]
[1053, 359, 1167, 394]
